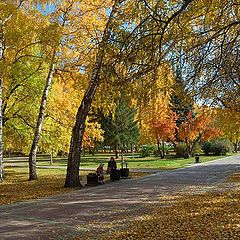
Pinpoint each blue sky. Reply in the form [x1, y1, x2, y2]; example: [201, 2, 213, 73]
[37, 3, 56, 15]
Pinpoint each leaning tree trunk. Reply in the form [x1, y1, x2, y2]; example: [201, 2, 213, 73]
[28, 55, 55, 180]
[64, 0, 121, 188]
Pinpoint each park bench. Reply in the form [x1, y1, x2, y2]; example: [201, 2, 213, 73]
[86, 165, 130, 186]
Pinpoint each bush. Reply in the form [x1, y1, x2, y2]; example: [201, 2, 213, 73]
[192, 143, 202, 155]
[202, 138, 233, 156]
[140, 145, 156, 158]
[175, 143, 188, 158]
[202, 142, 211, 155]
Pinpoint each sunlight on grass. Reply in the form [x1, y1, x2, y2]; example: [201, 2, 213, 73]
[47, 154, 227, 170]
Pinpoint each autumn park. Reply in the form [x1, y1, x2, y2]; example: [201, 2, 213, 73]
[0, 0, 240, 239]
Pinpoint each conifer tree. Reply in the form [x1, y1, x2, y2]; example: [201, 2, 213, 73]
[98, 97, 139, 159]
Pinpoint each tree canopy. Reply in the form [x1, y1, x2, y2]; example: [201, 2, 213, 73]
[0, 0, 239, 184]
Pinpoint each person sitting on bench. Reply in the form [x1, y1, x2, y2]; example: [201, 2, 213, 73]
[107, 157, 120, 180]
[107, 157, 117, 174]
[96, 163, 105, 184]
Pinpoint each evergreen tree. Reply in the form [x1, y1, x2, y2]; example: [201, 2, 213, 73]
[99, 98, 140, 159]
[170, 67, 195, 157]
[171, 68, 194, 127]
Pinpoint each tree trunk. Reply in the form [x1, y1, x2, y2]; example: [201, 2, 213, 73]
[0, 78, 3, 182]
[64, 1, 121, 188]
[0, 20, 5, 182]
[28, 55, 55, 180]
[121, 144, 124, 162]
[157, 138, 163, 158]
[233, 141, 238, 153]
[114, 144, 119, 159]
[162, 141, 165, 159]
[64, 82, 99, 187]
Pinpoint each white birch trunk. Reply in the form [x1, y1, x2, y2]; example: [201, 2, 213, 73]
[28, 55, 55, 180]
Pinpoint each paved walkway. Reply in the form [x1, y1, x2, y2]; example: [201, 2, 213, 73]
[0, 155, 240, 240]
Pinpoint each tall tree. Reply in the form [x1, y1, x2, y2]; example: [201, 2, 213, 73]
[28, 2, 67, 180]
[149, 105, 177, 159]
[215, 108, 240, 153]
[65, 0, 123, 188]
[0, 1, 24, 182]
[170, 68, 194, 127]
[28, 51, 56, 180]
[65, 0, 193, 187]
[172, 0, 239, 112]
[28, 0, 110, 180]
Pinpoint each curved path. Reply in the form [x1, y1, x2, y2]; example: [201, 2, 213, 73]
[0, 155, 240, 239]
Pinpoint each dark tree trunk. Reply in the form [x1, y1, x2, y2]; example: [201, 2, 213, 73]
[0, 78, 3, 182]
[64, 79, 101, 187]
[121, 145, 124, 162]
[114, 144, 119, 159]
[162, 141, 165, 159]
[135, 145, 139, 153]
[29, 55, 55, 180]
[64, 1, 120, 188]
[157, 140, 160, 157]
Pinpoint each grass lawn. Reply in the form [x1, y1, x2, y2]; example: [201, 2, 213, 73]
[46, 154, 228, 170]
[0, 167, 149, 205]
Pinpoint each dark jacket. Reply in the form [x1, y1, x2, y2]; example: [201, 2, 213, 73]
[108, 160, 117, 169]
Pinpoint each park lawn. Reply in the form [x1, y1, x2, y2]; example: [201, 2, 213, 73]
[122, 155, 227, 169]
[0, 167, 149, 205]
[47, 154, 228, 170]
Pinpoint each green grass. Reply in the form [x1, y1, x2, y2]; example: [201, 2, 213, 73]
[44, 154, 229, 170]
[7, 153, 230, 170]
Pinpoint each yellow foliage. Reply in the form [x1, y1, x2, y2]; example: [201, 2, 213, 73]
[215, 108, 240, 145]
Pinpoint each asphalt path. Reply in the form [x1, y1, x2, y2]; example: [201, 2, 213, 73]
[0, 155, 239, 240]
